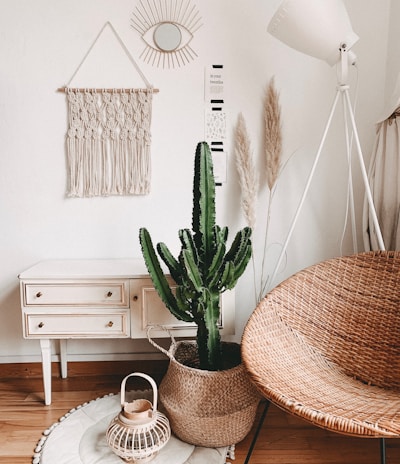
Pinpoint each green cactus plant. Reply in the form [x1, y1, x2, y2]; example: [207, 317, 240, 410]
[139, 141, 252, 371]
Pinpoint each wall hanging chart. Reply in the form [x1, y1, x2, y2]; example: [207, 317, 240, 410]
[131, 0, 202, 68]
[58, 22, 158, 198]
[204, 64, 227, 185]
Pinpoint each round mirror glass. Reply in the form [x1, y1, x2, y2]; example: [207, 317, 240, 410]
[153, 22, 182, 51]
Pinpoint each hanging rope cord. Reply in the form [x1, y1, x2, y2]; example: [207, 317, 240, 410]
[66, 21, 152, 90]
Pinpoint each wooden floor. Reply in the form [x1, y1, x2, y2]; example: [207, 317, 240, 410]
[0, 361, 399, 464]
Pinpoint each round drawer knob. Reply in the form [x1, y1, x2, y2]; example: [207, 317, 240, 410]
[107, 291, 113, 298]
[133, 295, 138, 302]
[107, 321, 114, 327]
[36, 292, 43, 298]
[38, 322, 45, 328]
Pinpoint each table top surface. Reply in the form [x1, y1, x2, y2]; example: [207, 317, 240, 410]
[19, 258, 150, 280]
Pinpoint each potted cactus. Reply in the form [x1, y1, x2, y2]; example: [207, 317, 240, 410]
[139, 141, 260, 447]
[139, 141, 252, 370]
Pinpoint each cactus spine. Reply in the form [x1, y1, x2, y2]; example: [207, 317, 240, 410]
[139, 142, 252, 370]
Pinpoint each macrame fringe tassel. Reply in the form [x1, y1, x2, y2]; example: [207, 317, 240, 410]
[66, 89, 152, 197]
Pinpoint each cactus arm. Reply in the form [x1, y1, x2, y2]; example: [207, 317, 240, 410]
[220, 228, 252, 290]
[223, 245, 252, 290]
[206, 226, 228, 283]
[219, 261, 236, 290]
[224, 227, 252, 264]
[139, 228, 177, 309]
[232, 243, 252, 282]
[179, 229, 199, 265]
[139, 228, 193, 323]
[182, 249, 203, 292]
[207, 242, 226, 285]
[230, 230, 252, 270]
[175, 287, 195, 321]
[157, 242, 184, 285]
[192, 142, 216, 269]
[215, 226, 228, 246]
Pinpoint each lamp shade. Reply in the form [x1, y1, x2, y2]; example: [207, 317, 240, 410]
[267, 0, 359, 66]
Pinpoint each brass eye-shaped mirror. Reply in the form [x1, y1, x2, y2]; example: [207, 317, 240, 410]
[154, 22, 182, 51]
[131, 0, 203, 68]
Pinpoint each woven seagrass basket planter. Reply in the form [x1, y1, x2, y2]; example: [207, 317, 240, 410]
[150, 335, 261, 448]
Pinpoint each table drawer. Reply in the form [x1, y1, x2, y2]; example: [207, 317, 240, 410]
[24, 313, 129, 337]
[24, 282, 129, 307]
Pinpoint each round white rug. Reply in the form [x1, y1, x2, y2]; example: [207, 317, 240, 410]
[33, 392, 228, 464]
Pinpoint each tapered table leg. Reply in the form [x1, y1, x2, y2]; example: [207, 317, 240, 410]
[60, 339, 68, 379]
[39, 339, 51, 405]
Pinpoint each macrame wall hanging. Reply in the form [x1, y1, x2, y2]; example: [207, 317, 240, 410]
[58, 22, 158, 198]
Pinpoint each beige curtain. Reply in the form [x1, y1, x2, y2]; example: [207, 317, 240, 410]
[363, 91, 400, 251]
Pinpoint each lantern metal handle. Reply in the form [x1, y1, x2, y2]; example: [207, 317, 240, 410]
[120, 372, 158, 412]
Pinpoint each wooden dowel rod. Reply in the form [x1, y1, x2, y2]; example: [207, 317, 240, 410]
[57, 86, 159, 93]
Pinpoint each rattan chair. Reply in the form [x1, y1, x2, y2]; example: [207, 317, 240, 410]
[242, 251, 400, 463]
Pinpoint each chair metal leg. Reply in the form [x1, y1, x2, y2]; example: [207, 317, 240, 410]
[380, 438, 386, 464]
[244, 405, 387, 464]
[244, 400, 270, 464]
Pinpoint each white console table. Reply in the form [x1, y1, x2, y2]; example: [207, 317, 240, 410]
[19, 259, 235, 405]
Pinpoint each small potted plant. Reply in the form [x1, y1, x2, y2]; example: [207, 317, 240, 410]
[139, 141, 260, 448]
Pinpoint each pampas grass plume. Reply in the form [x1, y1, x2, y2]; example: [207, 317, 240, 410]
[234, 113, 258, 229]
[264, 77, 282, 190]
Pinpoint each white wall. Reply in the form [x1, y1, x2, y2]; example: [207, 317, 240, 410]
[384, 0, 400, 108]
[0, 0, 392, 363]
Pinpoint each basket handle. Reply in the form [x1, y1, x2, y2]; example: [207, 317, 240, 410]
[146, 324, 177, 361]
[120, 372, 158, 411]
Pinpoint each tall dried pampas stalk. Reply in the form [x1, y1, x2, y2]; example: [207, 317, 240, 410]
[264, 77, 282, 190]
[234, 113, 258, 229]
[259, 77, 283, 301]
[234, 78, 284, 303]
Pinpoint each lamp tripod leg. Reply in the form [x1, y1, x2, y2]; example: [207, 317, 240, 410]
[341, 89, 358, 253]
[269, 89, 341, 287]
[269, 85, 385, 290]
[342, 88, 385, 251]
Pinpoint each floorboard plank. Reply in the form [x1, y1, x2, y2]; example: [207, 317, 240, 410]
[0, 361, 399, 463]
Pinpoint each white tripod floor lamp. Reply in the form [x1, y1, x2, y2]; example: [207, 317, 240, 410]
[267, 0, 386, 287]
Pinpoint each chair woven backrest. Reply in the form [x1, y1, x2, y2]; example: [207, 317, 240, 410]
[266, 251, 400, 390]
